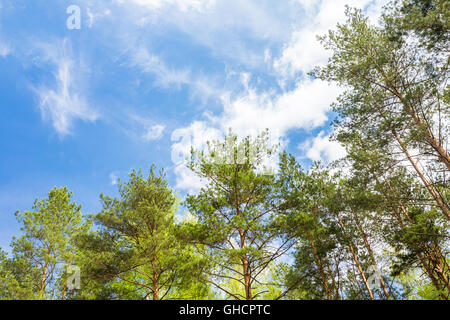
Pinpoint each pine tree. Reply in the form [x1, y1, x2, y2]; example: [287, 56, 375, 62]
[74, 166, 208, 300]
[181, 130, 296, 300]
[3, 187, 89, 299]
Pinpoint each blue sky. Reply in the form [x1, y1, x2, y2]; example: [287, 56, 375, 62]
[0, 0, 386, 250]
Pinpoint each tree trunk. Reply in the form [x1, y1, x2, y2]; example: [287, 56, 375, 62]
[375, 104, 450, 220]
[39, 260, 49, 299]
[152, 274, 159, 300]
[336, 214, 374, 299]
[326, 262, 341, 299]
[243, 257, 252, 300]
[352, 210, 391, 299]
[239, 228, 252, 300]
[306, 231, 332, 300]
[378, 174, 450, 297]
[361, 160, 446, 297]
[392, 86, 450, 171]
[152, 254, 159, 300]
[391, 129, 450, 220]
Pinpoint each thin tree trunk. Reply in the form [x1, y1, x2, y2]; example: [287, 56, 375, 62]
[336, 214, 374, 299]
[306, 231, 332, 300]
[39, 260, 49, 299]
[351, 210, 391, 299]
[242, 257, 252, 300]
[377, 174, 450, 297]
[391, 129, 450, 219]
[152, 254, 159, 300]
[361, 162, 448, 297]
[152, 274, 159, 300]
[391, 86, 450, 171]
[375, 105, 450, 220]
[326, 262, 341, 299]
[375, 62, 450, 170]
[239, 228, 252, 300]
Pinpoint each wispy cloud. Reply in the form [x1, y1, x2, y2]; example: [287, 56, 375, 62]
[86, 7, 111, 28]
[130, 47, 191, 87]
[119, 113, 167, 142]
[143, 124, 165, 141]
[131, 0, 215, 12]
[129, 46, 223, 104]
[32, 39, 98, 137]
[0, 42, 10, 57]
[81, 0, 296, 68]
[0, 1, 11, 57]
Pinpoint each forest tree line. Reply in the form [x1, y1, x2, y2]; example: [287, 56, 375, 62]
[0, 0, 448, 300]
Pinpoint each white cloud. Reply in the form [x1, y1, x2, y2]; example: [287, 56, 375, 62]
[211, 77, 341, 140]
[129, 46, 222, 104]
[32, 39, 98, 136]
[171, 120, 223, 165]
[131, 0, 215, 12]
[0, 40, 10, 57]
[297, 0, 316, 10]
[0, 3, 11, 57]
[120, 113, 168, 142]
[173, 165, 206, 195]
[170, 77, 341, 191]
[171, 121, 222, 192]
[300, 131, 346, 163]
[366, 0, 389, 25]
[86, 7, 111, 28]
[143, 124, 165, 141]
[274, 0, 388, 78]
[130, 47, 191, 88]
[81, 0, 297, 68]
